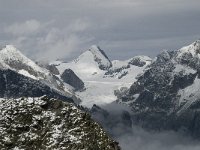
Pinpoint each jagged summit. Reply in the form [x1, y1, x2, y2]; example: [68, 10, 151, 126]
[0, 45, 50, 80]
[74, 45, 112, 70]
[127, 55, 152, 67]
[177, 40, 200, 57]
[0, 45, 79, 101]
[1, 44, 17, 51]
[89, 45, 111, 61]
[0, 45, 20, 65]
[116, 40, 200, 138]
[0, 45, 29, 61]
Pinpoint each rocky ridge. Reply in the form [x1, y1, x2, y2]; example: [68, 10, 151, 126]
[0, 96, 120, 150]
[117, 40, 200, 138]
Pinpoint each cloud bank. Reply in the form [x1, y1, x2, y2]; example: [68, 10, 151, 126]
[118, 128, 200, 150]
[0, 0, 200, 61]
[92, 103, 200, 150]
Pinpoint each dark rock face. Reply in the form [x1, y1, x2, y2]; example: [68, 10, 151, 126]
[104, 56, 151, 79]
[61, 69, 85, 91]
[46, 64, 60, 75]
[128, 57, 147, 67]
[105, 65, 130, 79]
[117, 41, 200, 138]
[0, 69, 73, 103]
[6, 61, 42, 77]
[0, 97, 120, 150]
[89, 46, 112, 70]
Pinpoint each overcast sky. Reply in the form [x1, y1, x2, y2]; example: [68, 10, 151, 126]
[0, 0, 200, 61]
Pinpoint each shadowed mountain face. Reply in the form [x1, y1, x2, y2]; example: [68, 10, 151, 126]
[61, 69, 85, 91]
[117, 40, 200, 138]
[88, 45, 112, 70]
[0, 69, 73, 103]
[0, 45, 84, 104]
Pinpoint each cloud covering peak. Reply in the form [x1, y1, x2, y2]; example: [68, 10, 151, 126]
[0, 0, 200, 61]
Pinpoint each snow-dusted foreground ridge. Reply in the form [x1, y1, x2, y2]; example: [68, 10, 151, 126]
[0, 96, 120, 150]
[51, 45, 152, 107]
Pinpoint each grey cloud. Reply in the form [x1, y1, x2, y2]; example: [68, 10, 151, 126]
[0, 0, 200, 61]
[118, 127, 200, 150]
[7, 19, 94, 61]
[4, 19, 42, 36]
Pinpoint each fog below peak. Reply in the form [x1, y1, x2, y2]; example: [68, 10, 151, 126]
[91, 102, 200, 150]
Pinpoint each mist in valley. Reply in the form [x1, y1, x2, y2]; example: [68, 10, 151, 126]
[91, 103, 200, 150]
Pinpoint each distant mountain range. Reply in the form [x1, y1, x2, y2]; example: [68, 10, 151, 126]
[0, 45, 121, 149]
[50, 45, 151, 107]
[1, 40, 200, 149]
[117, 40, 200, 138]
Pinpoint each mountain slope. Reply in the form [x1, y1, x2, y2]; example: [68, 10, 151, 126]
[0, 45, 49, 80]
[117, 40, 200, 138]
[0, 45, 85, 104]
[0, 45, 78, 95]
[52, 45, 112, 80]
[88, 45, 112, 70]
[0, 69, 73, 102]
[0, 96, 120, 150]
[106, 55, 152, 80]
[60, 69, 85, 91]
[51, 46, 151, 107]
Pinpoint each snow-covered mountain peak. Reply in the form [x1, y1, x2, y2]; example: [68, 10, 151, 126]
[154, 50, 172, 63]
[50, 46, 152, 107]
[75, 45, 112, 70]
[0, 45, 23, 59]
[111, 55, 151, 70]
[132, 55, 152, 61]
[0, 45, 50, 79]
[128, 55, 152, 67]
[177, 40, 200, 58]
[1, 45, 30, 63]
[89, 45, 110, 60]
[0, 45, 79, 102]
[1, 44, 17, 51]
[191, 40, 200, 52]
[89, 44, 101, 51]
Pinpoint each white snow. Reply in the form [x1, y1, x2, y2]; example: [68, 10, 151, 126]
[54, 51, 105, 80]
[0, 97, 114, 149]
[172, 41, 200, 115]
[128, 55, 152, 63]
[0, 45, 49, 76]
[178, 77, 200, 107]
[88, 45, 111, 68]
[0, 45, 75, 98]
[173, 64, 197, 75]
[77, 81, 129, 107]
[51, 46, 151, 108]
[177, 77, 200, 115]
[111, 59, 129, 70]
[177, 40, 200, 59]
[18, 69, 38, 80]
[51, 45, 112, 80]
